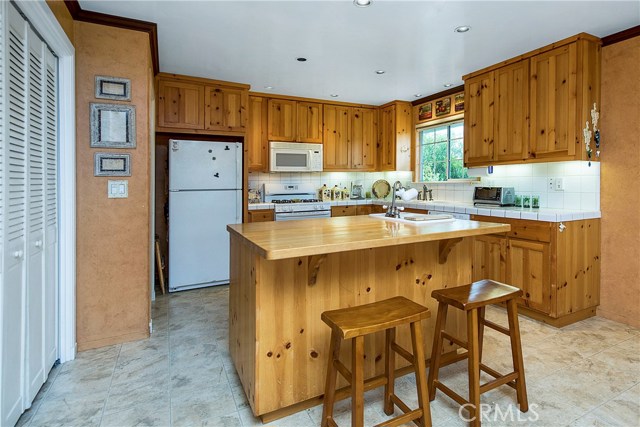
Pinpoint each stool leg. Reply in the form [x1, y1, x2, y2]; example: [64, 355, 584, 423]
[322, 330, 342, 427]
[384, 328, 396, 416]
[477, 306, 486, 363]
[467, 309, 481, 427]
[428, 302, 448, 401]
[351, 335, 365, 427]
[507, 299, 529, 413]
[410, 320, 433, 427]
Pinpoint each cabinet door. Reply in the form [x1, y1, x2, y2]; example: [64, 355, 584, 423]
[297, 102, 323, 143]
[268, 99, 297, 141]
[378, 105, 395, 171]
[529, 43, 578, 159]
[355, 205, 373, 216]
[157, 79, 204, 129]
[247, 209, 274, 223]
[507, 239, 551, 313]
[204, 86, 248, 132]
[323, 105, 351, 170]
[464, 72, 494, 166]
[247, 96, 268, 172]
[472, 235, 507, 282]
[494, 61, 529, 162]
[351, 107, 377, 171]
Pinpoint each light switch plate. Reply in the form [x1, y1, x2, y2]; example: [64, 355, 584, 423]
[108, 179, 128, 198]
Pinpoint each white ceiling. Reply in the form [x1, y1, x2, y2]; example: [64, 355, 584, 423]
[79, 0, 639, 105]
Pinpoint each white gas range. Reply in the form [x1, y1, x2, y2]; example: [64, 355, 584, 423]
[263, 183, 331, 221]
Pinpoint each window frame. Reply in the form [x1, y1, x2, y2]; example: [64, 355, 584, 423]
[415, 119, 468, 182]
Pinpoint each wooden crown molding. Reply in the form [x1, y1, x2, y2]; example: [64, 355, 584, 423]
[602, 25, 640, 47]
[412, 85, 464, 107]
[64, 0, 159, 74]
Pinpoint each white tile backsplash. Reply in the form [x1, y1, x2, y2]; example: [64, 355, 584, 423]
[249, 161, 600, 211]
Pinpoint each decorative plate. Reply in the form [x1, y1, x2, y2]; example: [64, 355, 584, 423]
[372, 179, 391, 199]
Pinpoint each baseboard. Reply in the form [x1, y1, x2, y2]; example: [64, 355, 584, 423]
[77, 329, 150, 351]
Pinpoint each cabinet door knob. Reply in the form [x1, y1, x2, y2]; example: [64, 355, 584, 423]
[13, 250, 23, 259]
[35, 240, 43, 248]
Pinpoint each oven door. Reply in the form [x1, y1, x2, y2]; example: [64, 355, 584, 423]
[275, 210, 331, 221]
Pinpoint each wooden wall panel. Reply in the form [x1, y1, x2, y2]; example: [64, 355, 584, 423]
[599, 36, 640, 328]
[75, 22, 152, 350]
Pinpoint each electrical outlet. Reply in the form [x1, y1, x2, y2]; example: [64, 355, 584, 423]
[555, 178, 564, 191]
[548, 178, 555, 190]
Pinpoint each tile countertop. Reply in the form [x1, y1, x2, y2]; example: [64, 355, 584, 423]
[248, 199, 601, 222]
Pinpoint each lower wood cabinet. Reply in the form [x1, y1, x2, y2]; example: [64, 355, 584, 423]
[471, 216, 600, 327]
[247, 209, 274, 223]
[331, 205, 357, 217]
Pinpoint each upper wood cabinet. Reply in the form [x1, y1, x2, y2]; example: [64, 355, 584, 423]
[351, 107, 377, 170]
[205, 85, 248, 133]
[323, 105, 351, 170]
[157, 79, 204, 130]
[297, 102, 323, 143]
[378, 101, 411, 171]
[323, 105, 377, 171]
[268, 99, 297, 141]
[156, 73, 249, 136]
[463, 34, 601, 166]
[247, 96, 269, 172]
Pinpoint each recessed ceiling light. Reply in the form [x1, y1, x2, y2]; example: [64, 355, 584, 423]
[264, 86, 274, 90]
[330, 94, 339, 98]
[454, 25, 471, 33]
[296, 57, 307, 62]
[353, 0, 372, 7]
[443, 83, 453, 88]
[414, 94, 422, 98]
[375, 70, 385, 75]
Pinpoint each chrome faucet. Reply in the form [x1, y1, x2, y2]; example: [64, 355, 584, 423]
[384, 181, 405, 218]
[423, 184, 433, 201]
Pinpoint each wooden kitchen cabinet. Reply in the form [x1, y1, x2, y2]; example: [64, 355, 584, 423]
[331, 205, 357, 217]
[378, 101, 412, 171]
[351, 107, 377, 170]
[247, 209, 274, 223]
[297, 102, 323, 143]
[323, 105, 351, 170]
[205, 85, 248, 132]
[268, 99, 297, 141]
[355, 205, 385, 215]
[247, 96, 269, 172]
[463, 33, 601, 166]
[157, 79, 204, 130]
[471, 215, 600, 326]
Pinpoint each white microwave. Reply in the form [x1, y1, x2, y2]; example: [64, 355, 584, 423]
[269, 142, 323, 172]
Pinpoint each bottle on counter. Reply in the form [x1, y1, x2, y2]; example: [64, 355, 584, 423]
[320, 184, 329, 201]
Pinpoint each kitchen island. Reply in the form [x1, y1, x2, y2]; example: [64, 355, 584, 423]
[227, 215, 510, 421]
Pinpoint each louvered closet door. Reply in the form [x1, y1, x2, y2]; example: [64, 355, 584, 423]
[25, 25, 46, 404]
[2, 4, 27, 425]
[43, 48, 57, 373]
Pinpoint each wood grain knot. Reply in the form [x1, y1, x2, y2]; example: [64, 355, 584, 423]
[285, 342, 291, 349]
[300, 329, 304, 334]
[298, 259, 303, 266]
[366, 287, 371, 293]
[375, 354, 382, 362]
[267, 351, 273, 357]
[310, 350, 318, 358]
[396, 264, 402, 271]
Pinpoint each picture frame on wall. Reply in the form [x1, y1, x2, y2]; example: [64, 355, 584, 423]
[454, 93, 465, 112]
[418, 103, 433, 121]
[95, 75, 131, 101]
[94, 152, 131, 177]
[90, 103, 136, 148]
[435, 97, 451, 117]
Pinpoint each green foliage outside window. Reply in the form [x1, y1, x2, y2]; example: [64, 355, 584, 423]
[418, 121, 468, 181]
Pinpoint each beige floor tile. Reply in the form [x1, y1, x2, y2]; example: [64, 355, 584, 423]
[100, 397, 171, 427]
[170, 385, 238, 426]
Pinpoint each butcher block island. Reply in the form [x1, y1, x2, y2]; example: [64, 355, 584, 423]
[226, 215, 510, 421]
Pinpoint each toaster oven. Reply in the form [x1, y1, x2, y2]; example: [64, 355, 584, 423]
[473, 187, 516, 207]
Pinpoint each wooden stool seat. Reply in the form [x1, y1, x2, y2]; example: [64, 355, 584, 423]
[321, 296, 432, 427]
[428, 280, 528, 427]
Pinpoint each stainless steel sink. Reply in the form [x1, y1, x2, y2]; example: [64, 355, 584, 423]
[368, 213, 455, 225]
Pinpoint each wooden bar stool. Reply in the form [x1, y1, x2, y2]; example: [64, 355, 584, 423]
[321, 296, 432, 427]
[427, 280, 528, 426]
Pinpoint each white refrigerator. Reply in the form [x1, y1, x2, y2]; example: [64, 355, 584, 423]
[168, 139, 242, 292]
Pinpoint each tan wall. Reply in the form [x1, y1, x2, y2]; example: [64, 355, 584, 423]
[74, 21, 152, 350]
[599, 36, 640, 328]
[46, 0, 74, 43]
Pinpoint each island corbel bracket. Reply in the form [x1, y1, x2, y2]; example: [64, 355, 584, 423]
[308, 254, 327, 286]
[439, 237, 463, 264]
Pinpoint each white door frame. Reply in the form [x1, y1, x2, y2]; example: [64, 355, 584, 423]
[18, 2, 76, 363]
